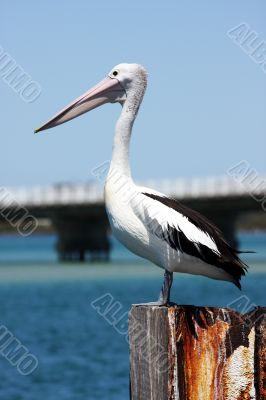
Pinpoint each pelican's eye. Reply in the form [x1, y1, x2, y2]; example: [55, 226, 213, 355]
[112, 70, 119, 77]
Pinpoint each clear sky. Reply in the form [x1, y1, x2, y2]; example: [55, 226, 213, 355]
[1, 1, 265, 187]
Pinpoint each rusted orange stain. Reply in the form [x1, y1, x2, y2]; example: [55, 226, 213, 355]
[167, 306, 254, 400]
[181, 308, 228, 400]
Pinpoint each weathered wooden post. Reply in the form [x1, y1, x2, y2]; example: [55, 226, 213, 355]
[128, 305, 266, 400]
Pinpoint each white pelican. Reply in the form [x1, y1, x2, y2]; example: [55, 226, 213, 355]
[35, 63, 248, 305]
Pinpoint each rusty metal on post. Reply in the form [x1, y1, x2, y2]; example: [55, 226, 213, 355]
[128, 305, 266, 400]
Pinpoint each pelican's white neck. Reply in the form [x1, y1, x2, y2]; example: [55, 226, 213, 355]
[109, 103, 135, 178]
[108, 82, 146, 180]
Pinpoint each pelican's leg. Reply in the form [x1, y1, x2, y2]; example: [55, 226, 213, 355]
[157, 270, 173, 305]
[133, 270, 173, 306]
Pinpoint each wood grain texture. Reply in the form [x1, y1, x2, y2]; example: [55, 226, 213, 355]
[254, 308, 266, 399]
[129, 305, 266, 400]
[129, 306, 170, 400]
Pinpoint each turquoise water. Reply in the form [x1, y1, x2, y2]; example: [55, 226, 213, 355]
[0, 233, 265, 400]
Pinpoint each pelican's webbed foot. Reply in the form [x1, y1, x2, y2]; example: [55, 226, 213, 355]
[133, 270, 173, 306]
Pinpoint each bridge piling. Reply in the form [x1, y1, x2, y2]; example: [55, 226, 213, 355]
[52, 215, 110, 262]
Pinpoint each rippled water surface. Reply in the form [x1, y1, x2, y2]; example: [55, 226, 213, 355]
[0, 233, 264, 400]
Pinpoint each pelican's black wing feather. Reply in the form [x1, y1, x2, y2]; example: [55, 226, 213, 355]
[142, 192, 248, 289]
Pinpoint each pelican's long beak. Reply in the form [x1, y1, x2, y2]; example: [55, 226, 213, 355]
[34, 77, 125, 133]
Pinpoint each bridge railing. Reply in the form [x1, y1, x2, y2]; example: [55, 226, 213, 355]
[1, 175, 265, 206]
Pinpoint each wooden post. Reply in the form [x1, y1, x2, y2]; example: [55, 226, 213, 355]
[128, 305, 266, 400]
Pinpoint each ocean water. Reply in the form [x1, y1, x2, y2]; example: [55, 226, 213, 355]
[0, 233, 264, 400]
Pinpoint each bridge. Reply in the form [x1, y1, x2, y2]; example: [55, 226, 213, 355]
[0, 171, 265, 261]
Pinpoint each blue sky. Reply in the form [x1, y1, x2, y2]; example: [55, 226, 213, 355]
[1, 1, 265, 187]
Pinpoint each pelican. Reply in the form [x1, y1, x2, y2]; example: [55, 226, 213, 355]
[35, 63, 248, 305]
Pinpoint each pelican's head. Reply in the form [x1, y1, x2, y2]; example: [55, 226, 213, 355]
[108, 63, 148, 94]
[34, 63, 148, 133]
